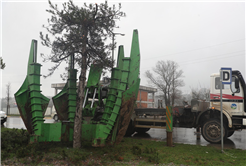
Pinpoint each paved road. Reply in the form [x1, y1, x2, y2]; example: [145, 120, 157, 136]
[2, 117, 246, 150]
[132, 128, 246, 150]
[2, 116, 54, 129]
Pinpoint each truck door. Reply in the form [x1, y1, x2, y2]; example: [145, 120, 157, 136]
[210, 75, 244, 116]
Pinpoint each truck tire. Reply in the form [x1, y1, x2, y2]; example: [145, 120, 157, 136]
[53, 114, 58, 121]
[135, 128, 150, 133]
[227, 130, 235, 138]
[201, 119, 228, 144]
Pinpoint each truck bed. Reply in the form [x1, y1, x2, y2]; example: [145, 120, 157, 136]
[135, 108, 166, 116]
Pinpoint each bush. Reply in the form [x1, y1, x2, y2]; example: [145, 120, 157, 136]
[1, 128, 29, 152]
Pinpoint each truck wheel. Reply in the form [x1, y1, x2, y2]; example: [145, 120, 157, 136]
[53, 114, 58, 121]
[227, 130, 235, 138]
[135, 128, 150, 133]
[201, 119, 228, 144]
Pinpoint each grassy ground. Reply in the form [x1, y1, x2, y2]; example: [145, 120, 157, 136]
[1, 128, 245, 166]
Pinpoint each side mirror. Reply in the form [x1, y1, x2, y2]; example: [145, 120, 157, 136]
[235, 78, 239, 89]
[231, 77, 240, 94]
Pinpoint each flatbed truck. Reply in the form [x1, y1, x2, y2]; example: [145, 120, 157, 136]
[126, 70, 246, 143]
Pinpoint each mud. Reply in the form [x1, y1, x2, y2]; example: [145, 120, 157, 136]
[21, 101, 33, 134]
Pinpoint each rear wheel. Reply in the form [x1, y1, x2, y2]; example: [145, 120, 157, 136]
[201, 119, 228, 143]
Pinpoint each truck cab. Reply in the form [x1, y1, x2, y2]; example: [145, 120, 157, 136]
[199, 70, 246, 143]
[210, 70, 246, 124]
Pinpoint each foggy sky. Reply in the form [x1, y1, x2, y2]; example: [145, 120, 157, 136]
[1, 0, 245, 103]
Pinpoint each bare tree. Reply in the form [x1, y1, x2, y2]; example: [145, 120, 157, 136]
[145, 60, 184, 106]
[6, 83, 11, 115]
[191, 87, 210, 101]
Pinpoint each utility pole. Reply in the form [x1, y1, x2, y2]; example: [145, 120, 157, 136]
[172, 65, 175, 106]
[0, 62, 5, 111]
[112, 33, 125, 68]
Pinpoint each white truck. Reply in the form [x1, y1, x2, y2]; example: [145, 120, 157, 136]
[200, 70, 246, 143]
[127, 70, 246, 143]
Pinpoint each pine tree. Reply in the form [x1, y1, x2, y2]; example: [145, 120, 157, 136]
[40, 0, 125, 148]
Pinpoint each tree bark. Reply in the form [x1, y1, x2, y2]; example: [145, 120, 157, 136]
[73, 44, 87, 148]
[7, 104, 10, 115]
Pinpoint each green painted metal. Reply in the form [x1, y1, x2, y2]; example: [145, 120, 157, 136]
[15, 40, 77, 143]
[115, 30, 141, 144]
[53, 55, 77, 122]
[14, 40, 49, 135]
[128, 30, 141, 88]
[87, 30, 141, 147]
[82, 64, 102, 118]
[52, 84, 68, 121]
[100, 69, 121, 123]
[15, 29, 141, 147]
[67, 68, 77, 122]
[79, 64, 103, 142]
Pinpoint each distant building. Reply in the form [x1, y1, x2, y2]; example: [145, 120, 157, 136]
[137, 85, 157, 108]
[51, 83, 157, 108]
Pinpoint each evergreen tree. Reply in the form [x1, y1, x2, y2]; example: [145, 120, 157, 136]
[40, 0, 125, 148]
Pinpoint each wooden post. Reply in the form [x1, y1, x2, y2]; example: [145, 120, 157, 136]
[196, 127, 201, 140]
[167, 131, 173, 146]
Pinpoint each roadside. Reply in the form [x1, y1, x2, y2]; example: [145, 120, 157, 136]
[1, 128, 245, 166]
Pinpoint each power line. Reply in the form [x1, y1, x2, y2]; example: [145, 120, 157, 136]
[141, 53, 244, 71]
[179, 54, 244, 67]
[142, 38, 245, 61]
[178, 50, 245, 65]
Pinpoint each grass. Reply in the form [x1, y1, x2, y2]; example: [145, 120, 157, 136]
[1, 127, 246, 165]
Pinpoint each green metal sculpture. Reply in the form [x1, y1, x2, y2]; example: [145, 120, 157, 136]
[52, 55, 77, 123]
[15, 40, 49, 135]
[15, 29, 141, 147]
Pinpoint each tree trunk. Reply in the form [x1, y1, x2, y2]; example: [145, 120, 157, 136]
[164, 92, 168, 107]
[167, 88, 171, 106]
[73, 51, 87, 148]
[7, 102, 9, 115]
[7, 104, 10, 115]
